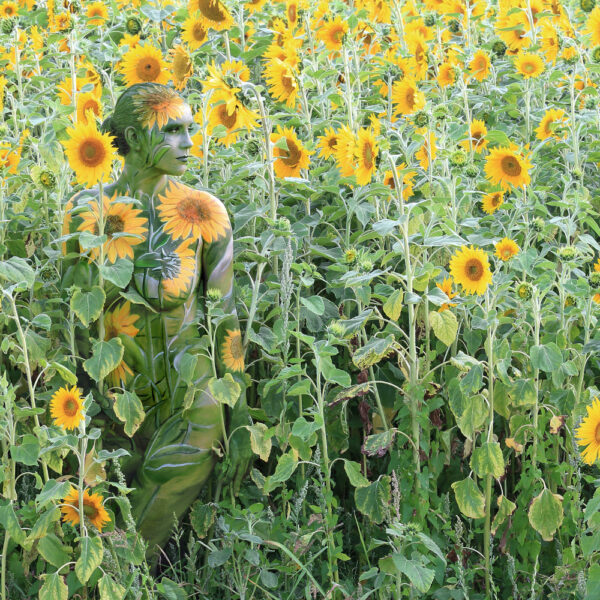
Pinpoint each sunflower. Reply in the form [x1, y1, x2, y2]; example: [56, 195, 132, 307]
[333, 125, 357, 177]
[406, 31, 429, 80]
[0, 0, 17, 17]
[469, 49, 491, 81]
[131, 84, 185, 131]
[104, 302, 139, 387]
[77, 194, 148, 262]
[271, 126, 312, 179]
[168, 45, 193, 91]
[76, 92, 103, 124]
[162, 237, 196, 298]
[391, 78, 425, 116]
[62, 120, 116, 187]
[587, 7, 600, 46]
[449, 245, 493, 296]
[208, 100, 258, 146]
[355, 127, 378, 186]
[286, 0, 301, 28]
[188, 0, 233, 31]
[540, 23, 559, 63]
[264, 58, 299, 108]
[157, 181, 230, 242]
[436, 277, 457, 311]
[57, 75, 99, 106]
[61, 486, 111, 531]
[245, 0, 267, 12]
[50, 385, 84, 430]
[383, 163, 416, 200]
[576, 397, 600, 464]
[485, 145, 531, 189]
[317, 16, 348, 51]
[119, 33, 140, 48]
[415, 130, 436, 170]
[119, 44, 171, 87]
[461, 120, 488, 154]
[594, 258, 600, 272]
[203, 60, 250, 98]
[496, 11, 531, 52]
[86, 1, 108, 25]
[182, 13, 208, 50]
[535, 108, 567, 141]
[437, 61, 456, 87]
[317, 127, 338, 159]
[222, 329, 244, 372]
[495, 237, 520, 261]
[481, 191, 504, 214]
[514, 52, 545, 78]
[0, 142, 20, 174]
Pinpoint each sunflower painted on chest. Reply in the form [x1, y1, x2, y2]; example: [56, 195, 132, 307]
[133, 178, 230, 312]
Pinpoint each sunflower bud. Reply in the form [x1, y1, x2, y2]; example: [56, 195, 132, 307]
[328, 320, 347, 337]
[126, 16, 142, 35]
[564, 294, 576, 307]
[276, 217, 291, 232]
[1, 18, 15, 35]
[413, 110, 429, 128]
[532, 217, 545, 232]
[207, 288, 223, 302]
[448, 19, 460, 34]
[557, 246, 577, 261]
[433, 105, 449, 120]
[464, 164, 479, 178]
[585, 97, 597, 110]
[592, 46, 600, 63]
[492, 40, 507, 56]
[590, 272, 600, 287]
[581, 0, 596, 12]
[358, 258, 374, 272]
[449, 149, 467, 167]
[516, 282, 533, 300]
[424, 13, 435, 27]
[344, 247, 357, 264]
[39, 266, 59, 284]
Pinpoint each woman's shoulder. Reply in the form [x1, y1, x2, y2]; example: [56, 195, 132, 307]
[163, 178, 225, 207]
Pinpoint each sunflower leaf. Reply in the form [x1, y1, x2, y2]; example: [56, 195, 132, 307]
[528, 489, 564, 542]
[112, 390, 145, 438]
[83, 338, 124, 383]
[70, 286, 105, 327]
[75, 536, 103, 584]
[98, 258, 133, 288]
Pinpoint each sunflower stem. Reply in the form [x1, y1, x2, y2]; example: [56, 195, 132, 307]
[78, 425, 88, 539]
[532, 292, 541, 467]
[97, 179, 105, 395]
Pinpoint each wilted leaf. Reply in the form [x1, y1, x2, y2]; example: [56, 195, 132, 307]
[355, 476, 391, 523]
[528, 489, 564, 541]
[452, 477, 485, 519]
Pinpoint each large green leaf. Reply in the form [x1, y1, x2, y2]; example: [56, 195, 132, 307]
[245, 423, 272, 462]
[75, 536, 103, 584]
[471, 441, 505, 478]
[355, 475, 391, 524]
[0, 256, 35, 289]
[190, 502, 217, 539]
[208, 373, 241, 408]
[528, 489, 564, 541]
[38, 572, 68, 600]
[83, 338, 124, 382]
[391, 555, 435, 593]
[36, 480, 72, 509]
[456, 394, 487, 441]
[429, 310, 458, 346]
[112, 390, 145, 437]
[70, 286, 105, 327]
[383, 289, 403, 321]
[509, 379, 537, 406]
[491, 495, 517, 535]
[11, 433, 40, 466]
[530, 343, 563, 373]
[37, 534, 72, 568]
[98, 574, 126, 600]
[29, 507, 60, 541]
[352, 335, 396, 370]
[452, 477, 485, 519]
[270, 452, 298, 484]
[98, 258, 133, 288]
[343, 460, 369, 488]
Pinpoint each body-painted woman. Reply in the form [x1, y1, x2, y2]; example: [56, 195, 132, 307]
[62, 83, 251, 554]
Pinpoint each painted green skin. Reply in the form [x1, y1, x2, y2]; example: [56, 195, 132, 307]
[63, 101, 251, 554]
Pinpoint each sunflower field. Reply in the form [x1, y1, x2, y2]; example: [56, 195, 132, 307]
[4, 0, 600, 597]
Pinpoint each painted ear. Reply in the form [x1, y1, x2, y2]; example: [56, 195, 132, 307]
[124, 126, 141, 151]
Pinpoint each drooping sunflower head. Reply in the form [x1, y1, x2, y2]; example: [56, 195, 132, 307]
[61, 486, 111, 531]
[170, 45, 193, 91]
[182, 13, 208, 50]
[50, 385, 85, 430]
[222, 329, 245, 372]
[449, 245, 493, 296]
[188, 0, 233, 31]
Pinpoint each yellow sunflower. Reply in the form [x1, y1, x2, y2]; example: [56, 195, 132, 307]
[383, 163, 416, 200]
[576, 397, 600, 465]
[449, 245, 493, 296]
[317, 127, 338, 159]
[245, 0, 267, 12]
[264, 58, 299, 108]
[86, 1, 108, 25]
[333, 125, 357, 177]
[495, 237, 520, 261]
[481, 191, 504, 215]
[61, 486, 111, 532]
[222, 329, 245, 372]
[540, 23, 559, 63]
[76, 92, 103, 124]
[104, 302, 139, 387]
[61, 120, 116, 187]
[415, 130, 436, 170]
[317, 16, 348, 51]
[188, 0, 233, 31]
[484, 145, 531, 189]
[436, 277, 457, 311]
[271, 126, 312, 178]
[514, 52, 545, 78]
[50, 385, 84, 430]
[586, 7, 600, 46]
[119, 44, 171, 87]
[469, 49, 491, 82]
[77, 194, 148, 262]
[0, 0, 17, 17]
[535, 108, 567, 141]
[57, 75, 99, 106]
[0, 142, 20, 174]
[391, 78, 425, 116]
[461, 120, 488, 154]
[170, 45, 193, 91]
[132, 84, 185, 131]
[594, 258, 600, 272]
[162, 237, 196, 298]
[181, 18, 205, 54]
[355, 127, 378, 186]
[496, 11, 531, 52]
[157, 181, 230, 242]
[119, 33, 140, 48]
[208, 100, 258, 146]
[437, 61, 456, 87]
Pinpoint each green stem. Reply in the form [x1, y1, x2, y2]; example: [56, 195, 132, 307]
[532, 294, 541, 467]
[78, 431, 87, 538]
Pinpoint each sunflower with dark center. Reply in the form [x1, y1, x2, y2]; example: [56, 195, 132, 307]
[449, 245, 493, 296]
[485, 145, 531, 189]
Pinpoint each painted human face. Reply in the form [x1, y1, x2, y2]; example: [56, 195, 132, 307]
[152, 103, 194, 176]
